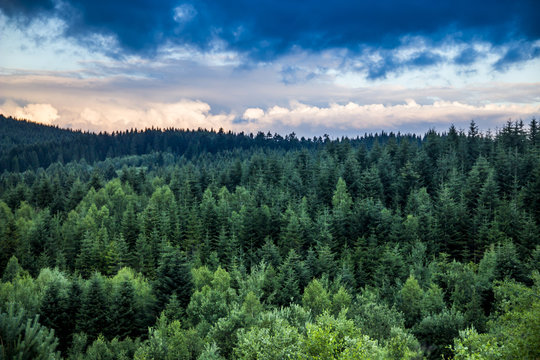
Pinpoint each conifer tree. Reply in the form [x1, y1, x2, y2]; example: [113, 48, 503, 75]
[400, 275, 424, 328]
[0, 303, 60, 360]
[154, 243, 192, 310]
[121, 202, 140, 250]
[78, 273, 109, 341]
[2, 255, 24, 282]
[331, 177, 352, 248]
[110, 280, 136, 339]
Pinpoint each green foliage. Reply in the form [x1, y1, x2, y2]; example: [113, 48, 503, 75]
[413, 309, 466, 359]
[331, 287, 352, 316]
[299, 312, 385, 360]
[77, 273, 109, 341]
[72, 334, 140, 360]
[400, 275, 423, 327]
[481, 275, 540, 359]
[0, 303, 60, 360]
[235, 314, 301, 359]
[453, 328, 504, 360]
[1, 119, 539, 359]
[134, 314, 202, 360]
[384, 327, 422, 360]
[198, 343, 225, 360]
[2, 255, 25, 282]
[302, 279, 331, 317]
[109, 280, 137, 339]
[350, 291, 404, 342]
[154, 243, 192, 310]
[187, 267, 237, 329]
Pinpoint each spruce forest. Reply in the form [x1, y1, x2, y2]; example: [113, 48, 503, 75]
[1, 114, 540, 359]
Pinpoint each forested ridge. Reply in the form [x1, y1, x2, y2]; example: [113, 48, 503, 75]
[0, 114, 539, 359]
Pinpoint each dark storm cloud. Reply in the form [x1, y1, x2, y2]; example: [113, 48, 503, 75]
[454, 48, 480, 66]
[364, 50, 445, 80]
[0, 0, 55, 16]
[493, 42, 540, 70]
[2, 0, 539, 62]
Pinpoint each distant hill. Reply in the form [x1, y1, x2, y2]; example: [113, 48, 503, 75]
[0, 114, 421, 172]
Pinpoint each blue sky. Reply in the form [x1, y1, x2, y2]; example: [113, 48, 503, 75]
[0, 0, 539, 136]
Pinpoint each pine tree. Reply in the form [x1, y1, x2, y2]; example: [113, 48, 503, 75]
[121, 202, 140, 250]
[135, 234, 155, 278]
[359, 165, 384, 201]
[77, 273, 109, 341]
[2, 255, 24, 282]
[39, 280, 64, 333]
[400, 275, 424, 328]
[280, 207, 303, 254]
[40, 280, 71, 351]
[331, 177, 352, 248]
[77, 231, 99, 278]
[302, 279, 331, 317]
[529, 117, 538, 147]
[200, 188, 219, 247]
[276, 250, 302, 306]
[0, 303, 60, 359]
[64, 279, 82, 349]
[154, 243, 192, 310]
[110, 280, 136, 339]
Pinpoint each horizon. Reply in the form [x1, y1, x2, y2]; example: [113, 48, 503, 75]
[3, 113, 535, 140]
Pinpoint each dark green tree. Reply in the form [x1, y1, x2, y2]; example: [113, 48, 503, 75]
[154, 243, 192, 310]
[77, 273, 109, 341]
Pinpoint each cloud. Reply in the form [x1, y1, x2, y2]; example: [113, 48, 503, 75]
[362, 50, 446, 80]
[0, 100, 59, 125]
[280, 65, 319, 85]
[2, 93, 538, 137]
[0, 0, 55, 17]
[454, 47, 480, 65]
[243, 108, 264, 120]
[240, 100, 540, 134]
[62, 100, 236, 133]
[494, 41, 540, 70]
[2, 0, 539, 63]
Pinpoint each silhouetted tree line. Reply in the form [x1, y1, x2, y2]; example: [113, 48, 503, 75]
[1, 115, 421, 173]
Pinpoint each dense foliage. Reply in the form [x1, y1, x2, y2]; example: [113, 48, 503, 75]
[1, 114, 539, 359]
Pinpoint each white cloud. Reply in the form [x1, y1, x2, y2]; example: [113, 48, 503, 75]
[2, 96, 538, 137]
[0, 100, 59, 125]
[243, 108, 264, 120]
[0, 12, 110, 73]
[239, 100, 540, 133]
[66, 100, 237, 132]
[173, 4, 197, 23]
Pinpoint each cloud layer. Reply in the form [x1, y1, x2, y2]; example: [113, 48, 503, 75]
[2, 97, 538, 137]
[2, 0, 539, 59]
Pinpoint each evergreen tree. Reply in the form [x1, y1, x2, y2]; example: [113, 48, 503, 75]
[331, 177, 352, 249]
[154, 243, 192, 310]
[110, 280, 136, 339]
[0, 303, 60, 360]
[400, 275, 424, 328]
[77, 273, 109, 341]
[122, 202, 140, 250]
[39, 280, 68, 345]
[2, 255, 24, 282]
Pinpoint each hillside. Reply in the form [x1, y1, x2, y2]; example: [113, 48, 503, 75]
[0, 117, 539, 359]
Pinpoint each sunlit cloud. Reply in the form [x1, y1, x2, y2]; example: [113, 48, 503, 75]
[241, 100, 540, 133]
[2, 94, 538, 137]
[0, 100, 59, 125]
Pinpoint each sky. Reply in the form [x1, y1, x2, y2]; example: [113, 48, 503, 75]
[0, 0, 539, 137]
